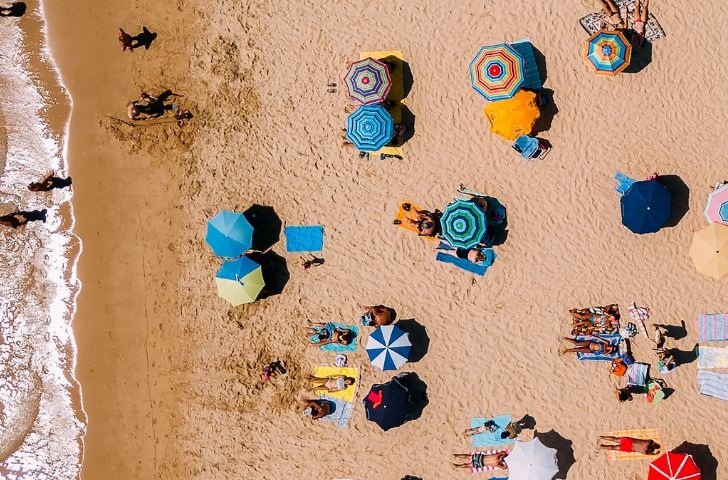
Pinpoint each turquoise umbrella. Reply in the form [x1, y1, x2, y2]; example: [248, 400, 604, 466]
[206, 210, 253, 258]
[346, 105, 395, 152]
[441, 199, 487, 249]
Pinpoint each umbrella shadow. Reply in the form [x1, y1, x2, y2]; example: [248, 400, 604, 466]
[534, 429, 576, 479]
[396, 318, 429, 363]
[532, 88, 559, 136]
[672, 442, 719, 480]
[654, 320, 688, 340]
[247, 251, 289, 299]
[658, 175, 690, 227]
[395, 372, 429, 421]
[483, 196, 508, 247]
[515, 414, 537, 430]
[381, 55, 413, 102]
[396, 105, 416, 146]
[243, 204, 282, 252]
[532, 44, 548, 86]
[623, 40, 653, 74]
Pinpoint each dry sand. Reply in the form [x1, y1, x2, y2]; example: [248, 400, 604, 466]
[42, 0, 728, 479]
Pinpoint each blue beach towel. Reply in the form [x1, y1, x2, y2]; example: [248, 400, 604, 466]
[436, 243, 495, 276]
[310, 323, 358, 352]
[470, 415, 516, 448]
[699, 314, 728, 342]
[319, 395, 354, 428]
[285, 225, 324, 252]
[575, 334, 621, 361]
[615, 172, 637, 196]
[698, 370, 728, 401]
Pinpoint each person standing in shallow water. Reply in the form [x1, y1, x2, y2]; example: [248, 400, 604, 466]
[28, 172, 72, 192]
[0, 2, 26, 17]
[0, 209, 47, 228]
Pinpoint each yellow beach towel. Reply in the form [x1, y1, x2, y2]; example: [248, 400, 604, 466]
[603, 428, 662, 461]
[359, 50, 405, 157]
[314, 366, 359, 403]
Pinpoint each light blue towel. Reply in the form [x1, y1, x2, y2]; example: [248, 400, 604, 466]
[435, 244, 496, 276]
[698, 370, 728, 401]
[310, 323, 358, 352]
[285, 225, 324, 252]
[698, 346, 728, 369]
[470, 415, 516, 448]
[575, 334, 621, 361]
[319, 395, 354, 428]
[615, 172, 637, 196]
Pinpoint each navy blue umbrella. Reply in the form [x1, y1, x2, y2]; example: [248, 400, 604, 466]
[621, 180, 672, 234]
[363, 376, 414, 431]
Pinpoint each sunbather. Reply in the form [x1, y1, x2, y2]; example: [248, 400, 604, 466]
[451, 451, 508, 470]
[305, 374, 355, 393]
[560, 336, 617, 355]
[302, 399, 331, 420]
[360, 304, 396, 327]
[652, 323, 667, 349]
[307, 321, 355, 346]
[596, 0, 626, 28]
[597, 436, 660, 455]
[402, 205, 441, 237]
[501, 420, 527, 440]
[631, 0, 649, 47]
[655, 349, 676, 372]
[463, 420, 498, 437]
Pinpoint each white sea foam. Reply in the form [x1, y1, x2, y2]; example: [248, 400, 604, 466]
[0, 7, 84, 480]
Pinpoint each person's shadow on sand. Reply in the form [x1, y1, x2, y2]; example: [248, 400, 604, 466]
[0, 2, 26, 17]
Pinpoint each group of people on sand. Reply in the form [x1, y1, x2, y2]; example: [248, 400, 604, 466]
[596, 0, 650, 48]
[0, 172, 72, 229]
[451, 417, 529, 471]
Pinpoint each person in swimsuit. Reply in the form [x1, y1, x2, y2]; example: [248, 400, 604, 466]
[598, 436, 660, 455]
[451, 451, 508, 470]
[500, 420, 527, 440]
[630, 0, 649, 47]
[560, 336, 617, 355]
[302, 399, 331, 420]
[0, 209, 47, 228]
[307, 321, 355, 346]
[463, 420, 498, 437]
[305, 374, 355, 393]
[596, 0, 626, 29]
[360, 305, 396, 327]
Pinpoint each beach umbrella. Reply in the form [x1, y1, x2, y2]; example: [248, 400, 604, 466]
[344, 57, 392, 105]
[584, 30, 632, 76]
[366, 325, 412, 371]
[215, 256, 265, 306]
[689, 223, 728, 279]
[363, 376, 414, 431]
[469, 43, 525, 101]
[704, 184, 728, 225]
[620, 180, 672, 234]
[440, 199, 488, 249]
[346, 104, 395, 152]
[505, 438, 558, 480]
[483, 90, 540, 141]
[648, 452, 701, 480]
[206, 210, 254, 258]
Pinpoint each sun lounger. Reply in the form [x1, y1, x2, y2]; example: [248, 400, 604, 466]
[603, 428, 662, 461]
[314, 366, 359, 403]
[576, 334, 621, 361]
[469, 415, 516, 448]
[310, 323, 358, 353]
[579, 0, 666, 42]
[319, 395, 354, 428]
[698, 313, 728, 341]
[698, 346, 728, 369]
[698, 370, 728, 401]
[436, 242, 495, 276]
[285, 225, 324, 252]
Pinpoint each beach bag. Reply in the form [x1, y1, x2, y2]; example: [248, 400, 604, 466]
[610, 358, 627, 377]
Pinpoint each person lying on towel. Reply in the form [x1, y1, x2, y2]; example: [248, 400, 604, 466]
[597, 436, 660, 455]
[451, 450, 508, 471]
[307, 321, 355, 347]
[559, 336, 617, 356]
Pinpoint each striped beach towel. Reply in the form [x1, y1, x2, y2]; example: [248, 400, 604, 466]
[698, 370, 728, 401]
[698, 313, 728, 341]
[603, 428, 662, 461]
[698, 346, 728, 369]
[576, 334, 621, 361]
[468, 449, 509, 474]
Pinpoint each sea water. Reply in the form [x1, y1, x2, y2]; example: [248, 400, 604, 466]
[0, 5, 84, 480]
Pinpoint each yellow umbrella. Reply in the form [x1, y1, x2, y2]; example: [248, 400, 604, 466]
[483, 90, 540, 141]
[689, 223, 728, 279]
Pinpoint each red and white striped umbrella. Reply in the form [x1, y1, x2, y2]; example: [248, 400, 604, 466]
[648, 452, 701, 480]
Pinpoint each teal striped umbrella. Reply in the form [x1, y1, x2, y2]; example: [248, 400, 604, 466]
[584, 30, 632, 76]
[440, 199, 487, 249]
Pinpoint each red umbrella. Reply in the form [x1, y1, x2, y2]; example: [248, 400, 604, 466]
[648, 452, 701, 480]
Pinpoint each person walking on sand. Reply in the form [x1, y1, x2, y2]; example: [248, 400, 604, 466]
[28, 172, 72, 192]
[0, 209, 47, 228]
[119, 26, 157, 52]
[598, 436, 660, 455]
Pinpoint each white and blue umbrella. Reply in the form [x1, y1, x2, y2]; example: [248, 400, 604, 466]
[366, 325, 412, 371]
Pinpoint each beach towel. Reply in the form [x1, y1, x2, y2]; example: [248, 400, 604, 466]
[615, 172, 637, 196]
[698, 346, 728, 369]
[313, 366, 359, 403]
[579, 0, 667, 42]
[469, 415, 516, 448]
[284, 225, 324, 252]
[698, 370, 728, 401]
[394, 201, 437, 241]
[319, 395, 354, 428]
[628, 303, 651, 339]
[626, 362, 649, 389]
[699, 313, 728, 341]
[309, 323, 358, 352]
[575, 334, 621, 361]
[436, 243, 496, 277]
[603, 428, 662, 461]
[468, 449, 510, 474]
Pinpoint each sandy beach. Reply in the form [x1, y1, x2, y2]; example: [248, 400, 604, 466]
[31, 0, 728, 478]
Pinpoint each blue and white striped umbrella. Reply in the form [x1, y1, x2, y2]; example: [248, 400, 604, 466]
[366, 325, 412, 371]
[346, 104, 395, 152]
